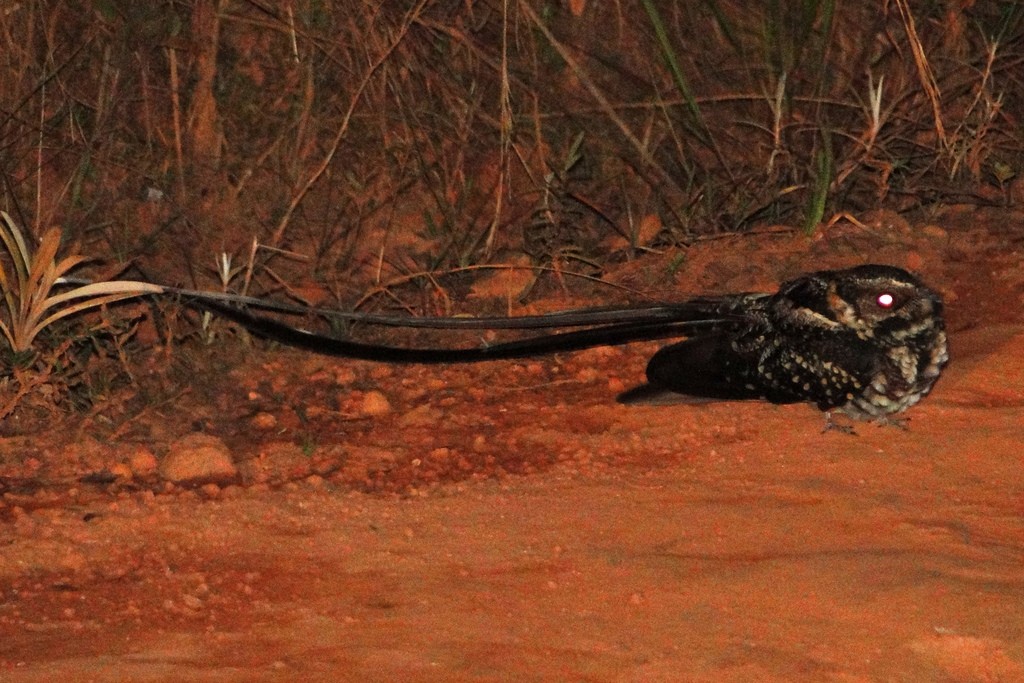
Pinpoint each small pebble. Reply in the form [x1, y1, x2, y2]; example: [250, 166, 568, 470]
[251, 412, 278, 430]
[159, 434, 237, 485]
[361, 391, 392, 417]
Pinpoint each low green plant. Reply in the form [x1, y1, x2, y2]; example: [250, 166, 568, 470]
[0, 211, 162, 356]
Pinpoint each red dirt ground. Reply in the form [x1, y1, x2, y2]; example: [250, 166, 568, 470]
[1, 208, 1023, 682]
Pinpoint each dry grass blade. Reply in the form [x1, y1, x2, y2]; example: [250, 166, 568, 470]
[895, 0, 946, 148]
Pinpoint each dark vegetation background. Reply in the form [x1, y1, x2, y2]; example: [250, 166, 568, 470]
[0, 0, 1021, 416]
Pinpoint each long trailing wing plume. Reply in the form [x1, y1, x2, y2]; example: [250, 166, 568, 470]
[179, 291, 736, 330]
[58, 276, 750, 331]
[194, 298, 736, 363]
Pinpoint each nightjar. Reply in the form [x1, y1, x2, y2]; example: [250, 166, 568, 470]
[194, 263, 948, 420]
[618, 264, 949, 420]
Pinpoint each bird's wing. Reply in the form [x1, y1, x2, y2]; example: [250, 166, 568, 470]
[625, 333, 769, 402]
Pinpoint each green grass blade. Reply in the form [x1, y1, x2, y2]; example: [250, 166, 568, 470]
[641, 0, 711, 146]
[803, 130, 833, 234]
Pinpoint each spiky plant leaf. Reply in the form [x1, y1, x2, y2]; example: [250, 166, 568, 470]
[0, 214, 162, 353]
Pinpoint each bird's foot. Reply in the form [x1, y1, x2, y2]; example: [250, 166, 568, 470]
[822, 411, 857, 435]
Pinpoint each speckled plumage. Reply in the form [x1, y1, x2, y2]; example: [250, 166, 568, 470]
[621, 265, 948, 420]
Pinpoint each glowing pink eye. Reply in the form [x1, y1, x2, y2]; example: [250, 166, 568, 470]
[877, 293, 895, 308]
